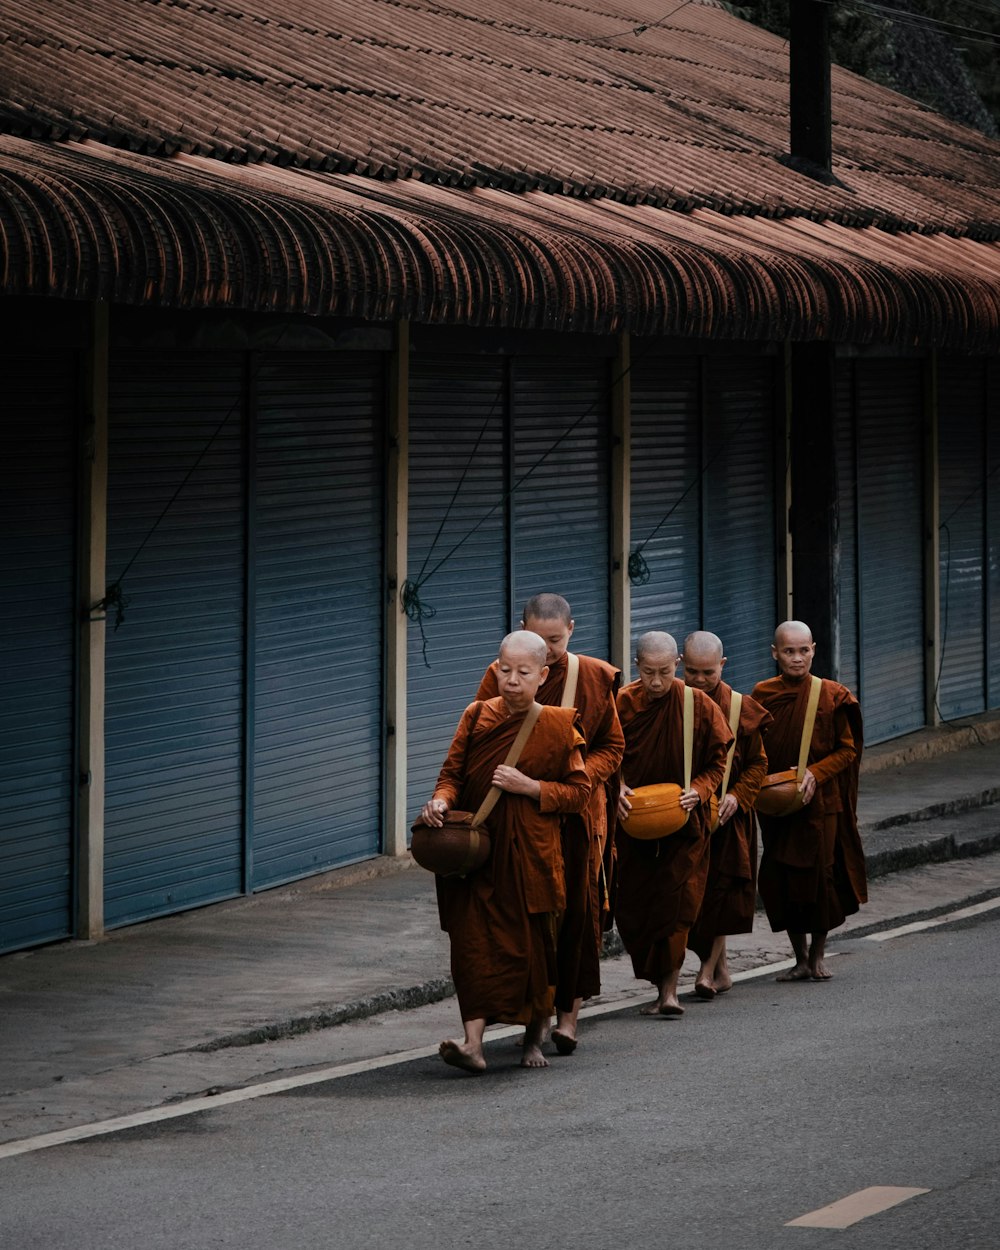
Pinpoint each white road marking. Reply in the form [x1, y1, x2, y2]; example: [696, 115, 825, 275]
[0, 955, 801, 1160]
[865, 894, 1000, 942]
[786, 1185, 930, 1228]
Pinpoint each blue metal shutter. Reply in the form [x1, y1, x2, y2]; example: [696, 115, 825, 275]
[835, 361, 860, 696]
[406, 355, 508, 821]
[104, 355, 245, 926]
[856, 360, 925, 743]
[251, 354, 384, 886]
[628, 356, 702, 657]
[0, 354, 76, 952]
[703, 357, 778, 691]
[512, 356, 611, 658]
[937, 359, 986, 720]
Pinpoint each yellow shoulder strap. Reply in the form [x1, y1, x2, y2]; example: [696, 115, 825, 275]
[683, 684, 694, 791]
[472, 701, 543, 826]
[561, 651, 580, 709]
[796, 676, 823, 782]
[719, 690, 742, 804]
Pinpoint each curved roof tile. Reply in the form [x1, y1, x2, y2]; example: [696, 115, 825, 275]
[2, 136, 998, 349]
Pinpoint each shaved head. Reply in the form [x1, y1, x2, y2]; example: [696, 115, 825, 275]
[681, 630, 726, 693]
[522, 593, 572, 627]
[771, 619, 816, 680]
[635, 630, 678, 664]
[774, 620, 814, 648]
[683, 630, 724, 663]
[499, 630, 547, 666]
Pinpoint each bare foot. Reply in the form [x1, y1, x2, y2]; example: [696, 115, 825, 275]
[693, 979, 717, 1000]
[776, 964, 812, 982]
[640, 998, 684, 1017]
[810, 959, 833, 981]
[439, 1038, 486, 1074]
[520, 1043, 550, 1069]
[714, 970, 733, 994]
[551, 1028, 578, 1055]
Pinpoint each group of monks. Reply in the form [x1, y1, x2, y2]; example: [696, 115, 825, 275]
[418, 593, 867, 1075]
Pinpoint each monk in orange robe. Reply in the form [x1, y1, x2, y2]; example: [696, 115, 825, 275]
[751, 620, 866, 982]
[475, 592, 623, 1056]
[682, 630, 771, 998]
[421, 630, 590, 1073]
[615, 631, 733, 1016]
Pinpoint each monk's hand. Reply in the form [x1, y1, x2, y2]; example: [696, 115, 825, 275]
[679, 787, 700, 812]
[798, 769, 817, 804]
[617, 784, 634, 823]
[493, 765, 541, 800]
[717, 793, 739, 825]
[420, 797, 448, 827]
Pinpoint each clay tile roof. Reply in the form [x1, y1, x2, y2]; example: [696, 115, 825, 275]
[2, 0, 999, 346]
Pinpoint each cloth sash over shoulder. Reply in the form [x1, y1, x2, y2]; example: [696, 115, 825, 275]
[622, 685, 694, 840]
[411, 702, 542, 877]
[754, 675, 821, 817]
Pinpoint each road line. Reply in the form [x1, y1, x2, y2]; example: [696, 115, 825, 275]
[786, 1185, 930, 1228]
[865, 895, 1000, 942]
[0, 954, 804, 1161]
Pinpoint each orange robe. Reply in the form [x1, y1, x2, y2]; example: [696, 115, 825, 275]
[687, 682, 771, 960]
[476, 652, 624, 1010]
[615, 678, 733, 984]
[432, 698, 591, 1024]
[751, 674, 866, 935]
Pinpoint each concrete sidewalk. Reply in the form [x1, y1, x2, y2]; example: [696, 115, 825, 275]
[2, 714, 999, 1134]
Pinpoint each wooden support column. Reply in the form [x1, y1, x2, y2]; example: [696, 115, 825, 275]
[790, 341, 839, 676]
[77, 301, 109, 939]
[923, 350, 941, 726]
[610, 333, 631, 677]
[383, 320, 409, 857]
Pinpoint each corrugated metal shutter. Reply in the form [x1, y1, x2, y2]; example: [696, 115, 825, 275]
[406, 356, 508, 820]
[703, 357, 777, 691]
[629, 356, 702, 657]
[857, 359, 925, 743]
[512, 356, 611, 658]
[937, 359, 986, 720]
[105, 354, 245, 926]
[0, 354, 76, 952]
[252, 354, 384, 886]
[835, 360, 860, 696]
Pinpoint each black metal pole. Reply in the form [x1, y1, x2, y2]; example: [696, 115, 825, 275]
[790, 0, 832, 173]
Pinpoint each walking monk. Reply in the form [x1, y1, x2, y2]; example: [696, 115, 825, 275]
[475, 593, 623, 1055]
[682, 631, 771, 998]
[751, 620, 866, 982]
[421, 631, 591, 1073]
[616, 631, 732, 1016]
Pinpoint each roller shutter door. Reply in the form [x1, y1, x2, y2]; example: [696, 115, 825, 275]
[629, 357, 702, 655]
[703, 357, 778, 692]
[0, 355, 77, 952]
[857, 360, 925, 742]
[105, 355, 245, 926]
[512, 357, 611, 659]
[252, 354, 384, 886]
[835, 361, 860, 696]
[406, 356, 508, 821]
[937, 360, 986, 720]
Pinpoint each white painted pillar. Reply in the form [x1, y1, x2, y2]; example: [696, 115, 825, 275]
[77, 301, 109, 938]
[610, 333, 632, 677]
[384, 321, 410, 856]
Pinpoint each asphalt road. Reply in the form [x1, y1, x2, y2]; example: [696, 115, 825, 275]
[3, 910, 999, 1250]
